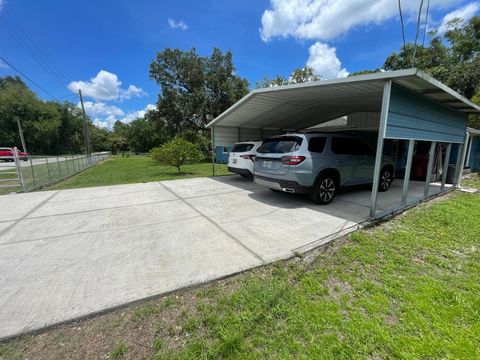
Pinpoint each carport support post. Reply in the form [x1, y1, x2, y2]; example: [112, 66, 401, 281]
[456, 132, 470, 187]
[424, 142, 436, 198]
[369, 80, 392, 218]
[401, 140, 415, 205]
[441, 143, 452, 191]
[465, 136, 472, 168]
[211, 126, 215, 177]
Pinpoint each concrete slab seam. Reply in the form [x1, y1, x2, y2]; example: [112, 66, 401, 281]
[23, 198, 179, 220]
[0, 191, 60, 238]
[156, 182, 266, 263]
[0, 214, 203, 247]
[46, 188, 165, 203]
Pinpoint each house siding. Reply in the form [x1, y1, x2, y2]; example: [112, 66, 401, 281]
[386, 84, 467, 143]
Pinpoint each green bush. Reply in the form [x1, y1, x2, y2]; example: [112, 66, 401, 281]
[149, 138, 203, 173]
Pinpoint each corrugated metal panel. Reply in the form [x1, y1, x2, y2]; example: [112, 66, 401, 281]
[239, 128, 261, 142]
[262, 129, 282, 138]
[347, 112, 380, 128]
[213, 126, 238, 147]
[208, 69, 480, 130]
[386, 84, 467, 143]
[214, 126, 274, 147]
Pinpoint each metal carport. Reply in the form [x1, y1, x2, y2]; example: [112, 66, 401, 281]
[207, 69, 480, 219]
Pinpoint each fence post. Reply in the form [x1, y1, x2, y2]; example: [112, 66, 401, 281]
[29, 157, 36, 188]
[13, 147, 25, 192]
[45, 157, 52, 181]
[66, 155, 70, 174]
[56, 156, 62, 177]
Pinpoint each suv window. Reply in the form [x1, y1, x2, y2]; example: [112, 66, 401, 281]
[258, 136, 303, 154]
[332, 137, 375, 156]
[308, 137, 327, 153]
[232, 144, 254, 152]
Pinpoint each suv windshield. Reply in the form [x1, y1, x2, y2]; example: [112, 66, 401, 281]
[258, 136, 303, 154]
[231, 144, 254, 152]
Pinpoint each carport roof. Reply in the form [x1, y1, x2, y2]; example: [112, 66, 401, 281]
[207, 68, 480, 131]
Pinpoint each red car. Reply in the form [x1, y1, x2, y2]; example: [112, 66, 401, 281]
[0, 148, 29, 162]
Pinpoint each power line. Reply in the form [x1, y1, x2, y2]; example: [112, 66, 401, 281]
[1, 9, 71, 85]
[398, 0, 407, 57]
[412, 0, 424, 67]
[0, 9, 78, 100]
[0, 14, 72, 90]
[422, 0, 431, 47]
[0, 55, 60, 100]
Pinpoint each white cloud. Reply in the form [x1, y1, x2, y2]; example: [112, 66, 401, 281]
[168, 18, 188, 30]
[260, 0, 458, 42]
[82, 102, 155, 129]
[120, 84, 147, 101]
[306, 42, 348, 79]
[120, 104, 156, 124]
[82, 101, 125, 118]
[68, 70, 147, 101]
[438, 2, 479, 34]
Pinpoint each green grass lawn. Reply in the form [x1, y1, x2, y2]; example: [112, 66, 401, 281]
[46, 155, 229, 190]
[462, 172, 480, 189]
[1, 191, 479, 359]
[0, 169, 19, 195]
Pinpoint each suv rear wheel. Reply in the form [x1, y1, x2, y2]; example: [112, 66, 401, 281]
[310, 174, 337, 205]
[379, 167, 393, 192]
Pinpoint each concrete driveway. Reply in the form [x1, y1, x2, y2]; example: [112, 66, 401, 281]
[0, 175, 435, 340]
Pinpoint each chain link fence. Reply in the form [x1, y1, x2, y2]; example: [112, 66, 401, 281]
[0, 148, 110, 194]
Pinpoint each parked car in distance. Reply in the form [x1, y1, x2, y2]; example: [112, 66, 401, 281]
[0, 148, 28, 162]
[254, 133, 395, 204]
[228, 141, 262, 178]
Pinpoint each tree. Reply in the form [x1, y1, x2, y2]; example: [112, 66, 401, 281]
[126, 116, 167, 153]
[383, 17, 480, 99]
[349, 69, 382, 76]
[149, 48, 249, 141]
[289, 67, 320, 84]
[256, 66, 320, 88]
[382, 16, 480, 127]
[470, 92, 480, 129]
[0, 75, 108, 154]
[149, 138, 203, 173]
[0, 76, 61, 154]
[53, 102, 84, 154]
[89, 125, 111, 152]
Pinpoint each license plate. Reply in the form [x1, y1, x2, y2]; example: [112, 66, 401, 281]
[232, 159, 237, 164]
[262, 160, 272, 168]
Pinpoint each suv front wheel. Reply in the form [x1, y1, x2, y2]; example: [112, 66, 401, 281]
[310, 174, 337, 205]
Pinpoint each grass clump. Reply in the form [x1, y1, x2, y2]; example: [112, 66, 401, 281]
[109, 342, 127, 359]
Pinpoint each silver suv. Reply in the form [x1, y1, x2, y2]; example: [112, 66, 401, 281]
[254, 133, 395, 204]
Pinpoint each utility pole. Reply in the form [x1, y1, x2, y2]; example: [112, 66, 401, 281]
[78, 89, 91, 156]
[15, 116, 28, 154]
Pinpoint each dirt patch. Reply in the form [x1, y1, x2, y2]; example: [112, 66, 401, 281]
[324, 277, 353, 302]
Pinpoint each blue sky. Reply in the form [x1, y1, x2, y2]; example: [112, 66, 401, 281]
[0, 0, 478, 128]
